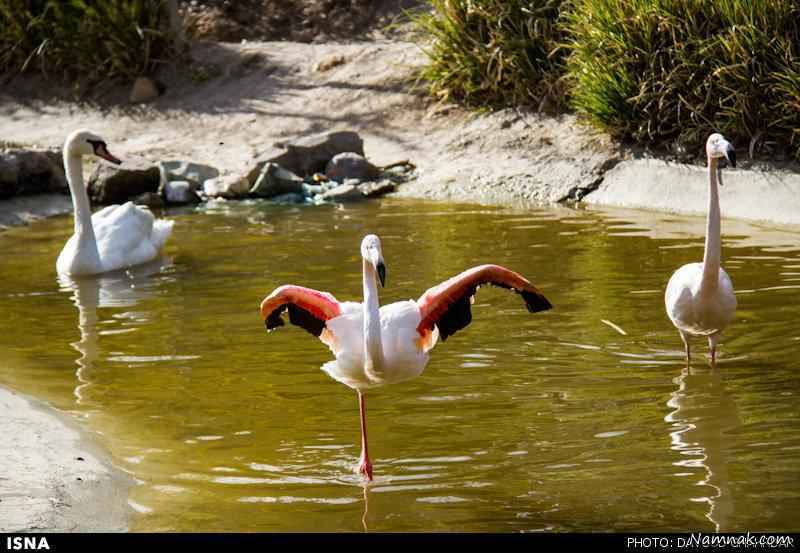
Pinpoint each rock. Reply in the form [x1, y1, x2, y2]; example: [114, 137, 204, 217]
[325, 152, 380, 183]
[270, 192, 306, 204]
[164, 180, 200, 204]
[203, 175, 250, 199]
[316, 55, 346, 72]
[0, 155, 20, 198]
[158, 161, 219, 192]
[249, 163, 304, 198]
[129, 77, 163, 103]
[360, 179, 396, 198]
[133, 192, 164, 208]
[320, 180, 341, 192]
[0, 149, 66, 197]
[383, 162, 415, 177]
[301, 183, 324, 197]
[246, 130, 365, 183]
[87, 157, 160, 204]
[316, 183, 364, 203]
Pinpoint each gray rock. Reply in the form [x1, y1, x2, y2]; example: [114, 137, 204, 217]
[0, 149, 66, 197]
[301, 183, 324, 197]
[270, 192, 306, 204]
[246, 130, 365, 183]
[360, 179, 396, 198]
[203, 175, 250, 199]
[87, 157, 159, 204]
[325, 152, 380, 183]
[164, 180, 200, 204]
[0, 193, 73, 229]
[317, 183, 364, 203]
[133, 191, 164, 208]
[0, 155, 20, 198]
[158, 161, 219, 192]
[250, 163, 304, 198]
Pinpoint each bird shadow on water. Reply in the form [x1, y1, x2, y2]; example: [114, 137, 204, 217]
[665, 366, 741, 532]
[57, 256, 173, 405]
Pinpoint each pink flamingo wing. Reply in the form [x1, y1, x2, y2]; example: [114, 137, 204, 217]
[260, 285, 341, 338]
[416, 264, 552, 341]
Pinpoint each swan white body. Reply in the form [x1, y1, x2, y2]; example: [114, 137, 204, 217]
[665, 134, 737, 366]
[56, 129, 173, 276]
[260, 235, 552, 479]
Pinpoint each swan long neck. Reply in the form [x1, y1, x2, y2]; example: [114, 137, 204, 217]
[701, 156, 721, 290]
[65, 151, 97, 241]
[362, 258, 385, 378]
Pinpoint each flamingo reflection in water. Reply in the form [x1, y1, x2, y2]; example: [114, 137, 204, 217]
[665, 367, 740, 532]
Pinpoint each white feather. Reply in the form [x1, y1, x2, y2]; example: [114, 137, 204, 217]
[56, 130, 173, 276]
[322, 300, 431, 390]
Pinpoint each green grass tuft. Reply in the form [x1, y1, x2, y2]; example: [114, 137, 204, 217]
[414, 0, 800, 161]
[0, 0, 175, 82]
[563, 0, 800, 159]
[410, 0, 568, 111]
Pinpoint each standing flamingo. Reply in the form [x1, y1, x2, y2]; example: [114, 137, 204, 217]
[260, 234, 552, 480]
[665, 133, 737, 368]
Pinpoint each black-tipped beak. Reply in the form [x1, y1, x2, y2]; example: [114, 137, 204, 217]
[96, 143, 122, 165]
[376, 262, 386, 288]
[724, 145, 736, 168]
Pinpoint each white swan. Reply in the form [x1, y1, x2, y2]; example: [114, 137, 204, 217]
[260, 234, 552, 479]
[56, 129, 174, 276]
[665, 133, 737, 367]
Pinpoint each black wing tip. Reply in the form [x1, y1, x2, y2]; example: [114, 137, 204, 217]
[265, 305, 287, 332]
[521, 290, 553, 313]
[287, 303, 325, 338]
[263, 303, 325, 338]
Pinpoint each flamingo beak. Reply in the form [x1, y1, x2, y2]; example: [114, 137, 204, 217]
[376, 261, 386, 288]
[724, 143, 736, 168]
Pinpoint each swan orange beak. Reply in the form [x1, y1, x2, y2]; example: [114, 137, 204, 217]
[95, 143, 121, 165]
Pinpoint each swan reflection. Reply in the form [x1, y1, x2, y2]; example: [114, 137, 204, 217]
[58, 257, 171, 404]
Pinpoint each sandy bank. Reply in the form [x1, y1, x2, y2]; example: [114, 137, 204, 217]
[584, 159, 800, 228]
[0, 388, 131, 532]
[1, 39, 799, 228]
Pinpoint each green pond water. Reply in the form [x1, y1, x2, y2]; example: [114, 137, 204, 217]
[1, 198, 799, 532]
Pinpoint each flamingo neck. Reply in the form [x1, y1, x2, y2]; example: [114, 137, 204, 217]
[65, 152, 98, 246]
[701, 156, 721, 291]
[362, 259, 384, 377]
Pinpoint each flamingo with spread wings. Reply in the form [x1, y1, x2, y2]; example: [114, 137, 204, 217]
[260, 235, 552, 480]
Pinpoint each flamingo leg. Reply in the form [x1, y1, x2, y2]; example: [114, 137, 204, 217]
[708, 334, 719, 369]
[680, 331, 691, 369]
[356, 391, 373, 480]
